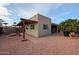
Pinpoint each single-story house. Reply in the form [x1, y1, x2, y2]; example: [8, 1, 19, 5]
[17, 14, 57, 37]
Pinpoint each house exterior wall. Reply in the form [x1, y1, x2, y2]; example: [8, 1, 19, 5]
[25, 24, 38, 37]
[25, 14, 39, 37]
[30, 14, 39, 21]
[25, 14, 51, 37]
[38, 14, 51, 37]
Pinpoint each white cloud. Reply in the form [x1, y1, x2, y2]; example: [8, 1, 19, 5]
[0, 16, 13, 26]
[0, 3, 13, 26]
[0, 6, 11, 16]
[0, 3, 11, 16]
[0, 3, 10, 7]
[0, 3, 64, 25]
[16, 3, 63, 18]
[0, 16, 12, 21]
[0, 3, 11, 17]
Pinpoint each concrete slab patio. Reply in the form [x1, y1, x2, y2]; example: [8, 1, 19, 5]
[0, 34, 79, 55]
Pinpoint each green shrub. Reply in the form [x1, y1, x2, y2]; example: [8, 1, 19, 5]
[58, 19, 79, 33]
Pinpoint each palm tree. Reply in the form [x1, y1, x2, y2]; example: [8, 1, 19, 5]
[13, 22, 16, 26]
[3, 23, 8, 26]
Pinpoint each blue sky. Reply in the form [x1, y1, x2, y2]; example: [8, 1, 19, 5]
[0, 3, 79, 25]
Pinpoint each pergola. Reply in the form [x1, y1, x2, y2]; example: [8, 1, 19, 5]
[17, 18, 38, 41]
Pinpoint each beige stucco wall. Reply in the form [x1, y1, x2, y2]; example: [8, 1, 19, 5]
[25, 14, 51, 37]
[25, 14, 39, 37]
[38, 14, 51, 37]
[30, 14, 39, 21]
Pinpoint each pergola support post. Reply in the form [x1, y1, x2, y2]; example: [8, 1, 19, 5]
[23, 21, 25, 39]
[21, 20, 27, 41]
[57, 26, 58, 35]
[18, 26, 20, 36]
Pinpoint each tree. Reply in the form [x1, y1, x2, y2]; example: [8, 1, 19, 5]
[0, 19, 4, 34]
[3, 23, 8, 26]
[58, 19, 78, 32]
[58, 19, 79, 36]
[76, 20, 79, 33]
[13, 22, 16, 26]
[0, 19, 4, 27]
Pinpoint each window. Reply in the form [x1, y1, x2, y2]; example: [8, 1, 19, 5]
[43, 24, 48, 30]
[30, 24, 35, 29]
[26, 25, 28, 30]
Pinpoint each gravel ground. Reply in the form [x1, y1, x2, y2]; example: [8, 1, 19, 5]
[0, 33, 79, 55]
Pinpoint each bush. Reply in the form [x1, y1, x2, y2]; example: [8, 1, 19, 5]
[58, 19, 79, 36]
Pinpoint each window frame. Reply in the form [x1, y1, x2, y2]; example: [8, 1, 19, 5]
[25, 25, 29, 30]
[30, 24, 35, 30]
[43, 24, 48, 30]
